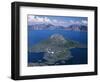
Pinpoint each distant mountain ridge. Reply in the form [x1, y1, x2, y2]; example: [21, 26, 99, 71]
[66, 24, 87, 31]
[28, 23, 87, 31]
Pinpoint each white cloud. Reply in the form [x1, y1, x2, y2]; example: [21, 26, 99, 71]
[69, 20, 80, 24]
[68, 20, 88, 26]
[28, 15, 35, 22]
[28, 15, 87, 26]
[69, 20, 74, 24]
[28, 15, 52, 25]
[44, 17, 51, 23]
[52, 19, 58, 23]
[35, 16, 44, 22]
[81, 20, 88, 25]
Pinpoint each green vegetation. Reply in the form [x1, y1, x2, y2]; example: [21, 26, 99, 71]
[29, 34, 86, 66]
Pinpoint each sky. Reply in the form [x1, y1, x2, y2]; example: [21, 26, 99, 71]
[28, 15, 88, 27]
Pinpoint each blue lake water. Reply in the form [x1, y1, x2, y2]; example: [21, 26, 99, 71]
[28, 29, 87, 65]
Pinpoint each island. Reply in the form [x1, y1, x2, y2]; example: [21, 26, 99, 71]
[28, 34, 86, 66]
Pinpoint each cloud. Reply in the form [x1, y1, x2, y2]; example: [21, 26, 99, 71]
[44, 17, 51, 23]
[81, 20, 88, 25]
[35, 16, 44, 22]
[69, 20, 80, 24]
[68, 20, 88, 26]
[28, 15, 35, 22]
[28, 15, 62, 26]
[28, 15, 36, 25]
[52, 19, 69, 26]
[28, 15, 52, 24]
[52, 19, 58, 23]
[28, 15, 88, 26]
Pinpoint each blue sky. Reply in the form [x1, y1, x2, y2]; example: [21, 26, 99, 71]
[28, 15, 88, 27]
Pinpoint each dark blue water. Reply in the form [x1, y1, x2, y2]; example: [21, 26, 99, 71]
[28, 29, 87, 65]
